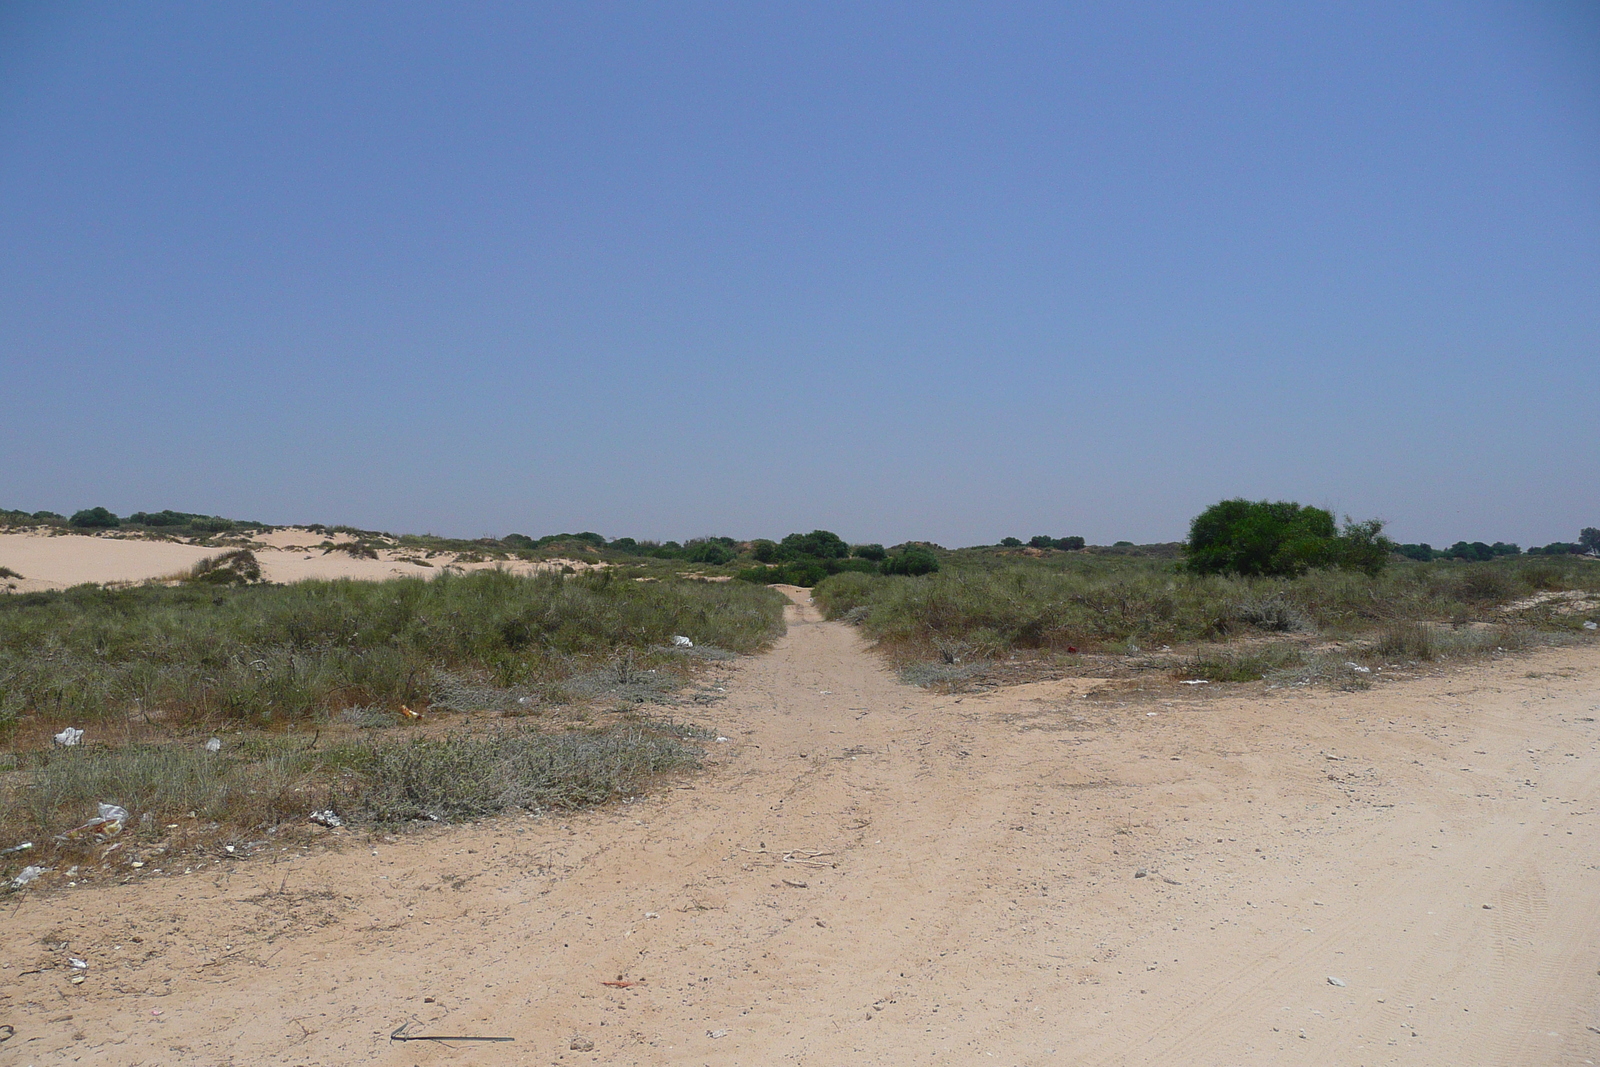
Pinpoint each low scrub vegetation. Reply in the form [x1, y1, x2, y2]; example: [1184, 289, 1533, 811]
[2, 721, 706, 869]
[0, 569, 785, 728]
[815, 550, 1599, 670]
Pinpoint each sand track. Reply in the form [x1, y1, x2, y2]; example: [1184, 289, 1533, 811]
[4, 589, 1600, 1064]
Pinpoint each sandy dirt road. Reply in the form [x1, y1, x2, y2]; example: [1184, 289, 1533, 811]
[5, 589, 1600, 1065]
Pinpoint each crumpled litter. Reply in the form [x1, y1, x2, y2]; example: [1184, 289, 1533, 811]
[53, 727, 84, 747]
[57, 803, 129, 841]
[673, 635, 694, 648]
[204, 737, 222, 752]
[1585, 621, 1597, 631]
[10, 865, 44, 888]
[1344, 662, 1372, 674]
[308, 810, 343, 828]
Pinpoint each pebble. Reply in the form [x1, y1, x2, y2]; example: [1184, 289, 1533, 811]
[1327, 976, 1346, 987]
[1134, 868, 1147, 878]
[569, 1036, 595, 1052]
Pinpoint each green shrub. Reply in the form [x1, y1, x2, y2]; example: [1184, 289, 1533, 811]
[999, 537, 1022, 547]
[881, 548, 939, 576]
[69, 507, 119, 529]
[852, 543, 888, 562]
[187, 549, 263, 586]
[780, 530, 850, 559]
[1185, 499, 1392, 577]
[684, 539, 736, 565]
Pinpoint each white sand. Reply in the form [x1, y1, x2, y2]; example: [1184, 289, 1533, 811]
[0, 529, 599, 592]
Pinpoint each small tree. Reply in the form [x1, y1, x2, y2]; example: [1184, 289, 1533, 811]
[1185, 499, 1391, 577]
[851, 543, 887, 561]
[1581, 527, 1600, 555]
[999, 537, 1022, 547]
[69, 506, 119, 529]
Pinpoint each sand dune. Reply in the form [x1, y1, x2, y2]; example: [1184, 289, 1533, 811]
[0, 529, 597, 592]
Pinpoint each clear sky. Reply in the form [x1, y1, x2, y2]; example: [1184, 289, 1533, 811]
[2, 2, 1596, 547]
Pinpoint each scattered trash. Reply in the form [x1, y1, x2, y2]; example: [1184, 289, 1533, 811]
[673, 635, 694, 647]
[390, 1022, 513, 1043]
[69, 975, 84, 985]
[708, 1029, 730, 1039]
[399, 705, 421, 720]
[53, 727, 84, 747]
[68, 957, 88, 970]
[1066, 646, 1078, 653]
[0, 1023, 14, 1044]
[1162, 876, 1182, 885]
[203, 737, 222, 753]
[10, 866, 44, 888]
[1179, 679, 1210, 685]
[570, 1036, 596, 1051]
[130, 861, 144, 868]
[715, 736, 730, 743]
[1586, 621, 1598, 631]
[1483, 903, 1494, 910]
[1344, 662, 1371, 674]
[57, 804, 128, 841]
[0, 842, 32, 855]
[308, 810, 343, 828]
[601, 980, 634, 988]
[644, 911, 659, 919]
[1327, 976, 1346, 987]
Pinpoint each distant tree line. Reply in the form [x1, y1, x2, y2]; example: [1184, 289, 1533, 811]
[998, 535, 1086, 550]
[1395, 528, 1599, 561]
[0, 505, 263, 535]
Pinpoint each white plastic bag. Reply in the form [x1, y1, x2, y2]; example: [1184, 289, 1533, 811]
[53, 727, 84, 747]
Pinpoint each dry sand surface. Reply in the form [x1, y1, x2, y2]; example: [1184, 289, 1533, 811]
[5, 589, 1600, 1065]
[0, 531, 595, 592]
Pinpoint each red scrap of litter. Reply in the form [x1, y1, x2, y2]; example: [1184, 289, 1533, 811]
[1067, 646, 1078, 653]
[601, 981, 634, 988]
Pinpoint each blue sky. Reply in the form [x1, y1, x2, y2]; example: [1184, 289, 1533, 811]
[2, 2, 1596, 547]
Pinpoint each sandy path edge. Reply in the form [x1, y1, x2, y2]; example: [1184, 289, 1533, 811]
[3, 589, 1599, 1065]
